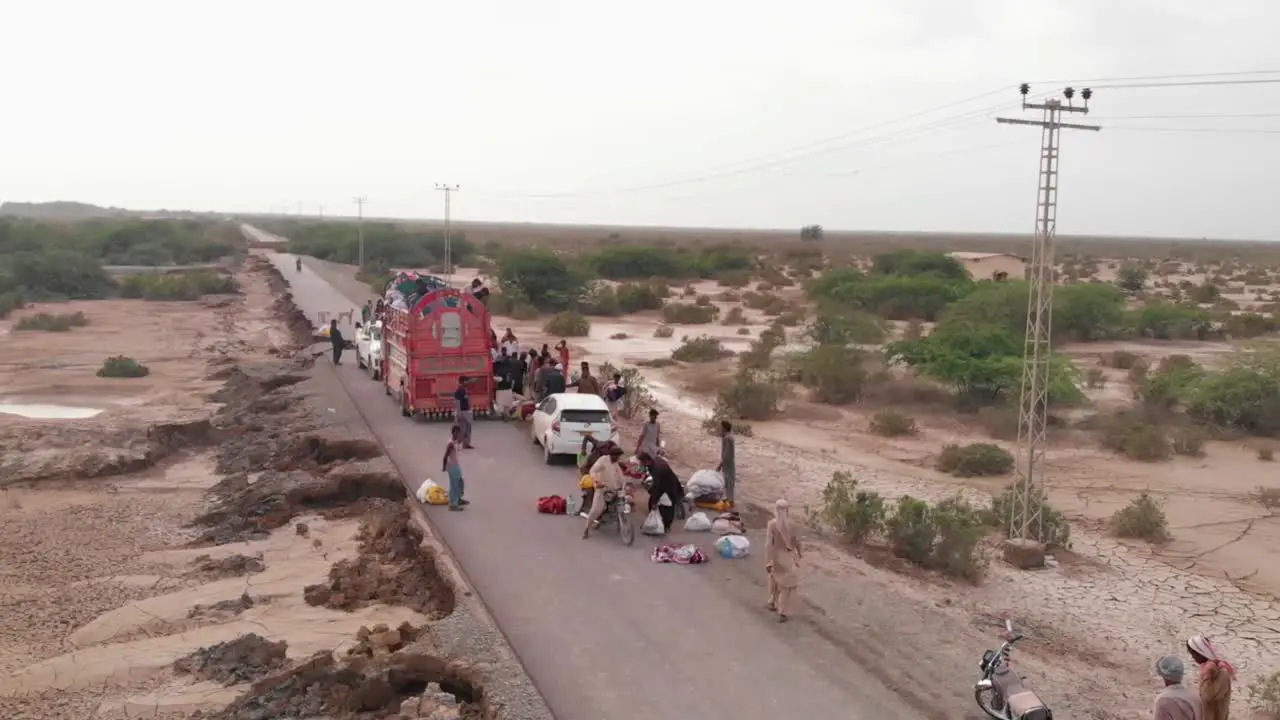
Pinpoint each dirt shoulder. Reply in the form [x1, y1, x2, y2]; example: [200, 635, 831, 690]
[0, 257, 548, 720]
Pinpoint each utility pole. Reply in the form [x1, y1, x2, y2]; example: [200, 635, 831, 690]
[317, 204, 325, 219]
[435, 184, 461, 284]
[353, 196, 368, 269]
[995, 84, 1100, 568]
[296, 201, 303, 217]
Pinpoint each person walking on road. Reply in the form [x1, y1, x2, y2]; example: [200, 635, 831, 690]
[454, 377, 475, 449]
[716, 420, 737, 504]
[637, 409, 662, 458]
[583, 445, 625, 539]
[639, 451, 684, 534]
[1187, 635, 1233, 720]
[1153, 655, 1202, 720]
[328, 320, 345, 365]
[571, 361, 602, 396]
[442, 425, 468, 511]
[765, 498, 803, 623]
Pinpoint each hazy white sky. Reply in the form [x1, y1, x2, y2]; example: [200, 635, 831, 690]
[2, 0, 1278, 239]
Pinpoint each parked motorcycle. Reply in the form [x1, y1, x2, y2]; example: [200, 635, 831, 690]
[974, 620, 1053, 720]
[591, 486, 636, 546]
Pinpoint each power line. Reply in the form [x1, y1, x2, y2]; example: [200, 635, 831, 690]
[1030, 69, 1280, 85]
[1106, 125, 1280, 135]
[483, 93, 1036, 199]
[1092, 112, 1280, 120]
[1088, 77, 1280, 89]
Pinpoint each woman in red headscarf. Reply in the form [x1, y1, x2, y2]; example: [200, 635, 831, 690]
[1186, 634, 1234, 720]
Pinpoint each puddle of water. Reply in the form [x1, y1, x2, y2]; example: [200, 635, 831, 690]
[0, 402, 103, 420]
[646, 379, 713, 418]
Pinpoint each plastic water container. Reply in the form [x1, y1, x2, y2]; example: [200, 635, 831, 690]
[566, 493, 581, 516]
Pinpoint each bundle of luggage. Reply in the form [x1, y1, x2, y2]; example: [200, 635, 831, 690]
[383, 271, 449, 312]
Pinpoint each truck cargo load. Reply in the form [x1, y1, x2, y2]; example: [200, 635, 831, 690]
[381, 272, 495, 419]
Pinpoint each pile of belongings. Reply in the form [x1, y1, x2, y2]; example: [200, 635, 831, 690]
[714, 535, 750, 559]
[415, 479, 449, 506]
[711, 511, 746, 536]
[383, 271, 449, 312]
[536, 495, 567, 515]
[651, 543, 708, 565]
[686, 469, 726, 502]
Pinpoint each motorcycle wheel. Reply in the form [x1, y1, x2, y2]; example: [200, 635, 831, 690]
[618, 507, 635, 546]
[973, 686, 1008, 720]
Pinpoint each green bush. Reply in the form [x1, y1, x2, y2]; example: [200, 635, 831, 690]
[496, 248, 587, 311]
[929, 496, 988, 581]
[1134, 301, 1212, 340]
[97, 355, 150, 378]
[885, 496, 936, 564]
[589, 245, 752, 280]
[1097, 411, 1172, 462]
[711, 369, 782, 421]
[116, 270, 238, 300]
[820, 471, 886, 543]
[487, 288, 538, 320]
[1110, 493, 1170, 542]
[653, 324, 675, 339]
[796, 344, 867, 404]
[721, 306, 747, 325]
[738, 326, 786, 370]
[0, 291, 22, 319]
[671, 335, 732, 362]
[615, 281, 666, 313]
[937, 443, 1014, 477]
[283, 220, 473, 271]
[543, 311, 590, 337]
[869, 410, 918, 437]
[741, 291, 787, 315]
[13, 311, 89, 332]
[662, 302, 717, 324]
[986, 485, 1071, 549]
[714, 269, 753, 288]
[578, 283, 621, 316]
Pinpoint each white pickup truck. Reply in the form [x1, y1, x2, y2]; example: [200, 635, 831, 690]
[354, 321, 384, 381]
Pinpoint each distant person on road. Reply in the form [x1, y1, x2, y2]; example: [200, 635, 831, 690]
[441, 425, 468, 511]
[571, 361, 602, 396]
[361, 301, 372, 325]
[328, 320, 344, 365]
[556, 339, 570, 373]
[636, 409, 662, 459]
[1153, 655, 1201, 720]
[295, 257, 302, 272]
[454, 377, 475, 449]
[583, 445, 625, 539]
[638, 451, 684, 535]
[1187, 635, 1233, 720]
[716, 420, 737, 504]
[604, 372, 627, 417]
[765, 498, 802, 623]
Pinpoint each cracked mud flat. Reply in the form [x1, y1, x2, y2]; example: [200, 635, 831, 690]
[0, 256, 543, 720]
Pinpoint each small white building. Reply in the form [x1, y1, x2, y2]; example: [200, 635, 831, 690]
[946, 252, 1028, 282]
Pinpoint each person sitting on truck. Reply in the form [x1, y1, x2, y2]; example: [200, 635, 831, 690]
[328, 320, 345, 365]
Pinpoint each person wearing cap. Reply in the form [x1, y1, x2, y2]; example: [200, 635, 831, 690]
[1186, 635, 1233, 720]
[582, 445, 625, 539]
[1154, 654, 1202, 720]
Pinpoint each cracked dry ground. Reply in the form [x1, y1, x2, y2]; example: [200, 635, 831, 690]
[0, 259, 495, 720]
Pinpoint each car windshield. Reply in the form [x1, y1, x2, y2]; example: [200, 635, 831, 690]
[559, 409, 610, 425]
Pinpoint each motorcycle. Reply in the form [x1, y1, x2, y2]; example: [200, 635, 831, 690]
[590, 485, 635, 546]
[974, 619, 1053, 720]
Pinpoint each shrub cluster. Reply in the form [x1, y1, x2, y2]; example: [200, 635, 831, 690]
[543, 311, 590, 337]
[117, 270, 238, 300]
[671, 335, 732, 363]
[97, 355, 150, 378]
[13, 311, 90, 332]
[936, 443, 1014, 477]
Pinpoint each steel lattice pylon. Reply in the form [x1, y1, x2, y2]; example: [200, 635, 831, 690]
[1011, 102, 1061, 544]
[996, 86, 1099, 561]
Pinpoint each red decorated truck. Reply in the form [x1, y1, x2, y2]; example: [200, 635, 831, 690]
[380, 273, 495, 419]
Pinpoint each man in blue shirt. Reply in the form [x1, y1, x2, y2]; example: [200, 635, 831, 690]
[454, 377, 475, 449]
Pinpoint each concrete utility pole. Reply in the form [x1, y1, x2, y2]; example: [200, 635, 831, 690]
[317, 204, 325, 219]
[996, 84, 1100, 568]
[434, 184, 461, 283]
[353, 196, 368, 268]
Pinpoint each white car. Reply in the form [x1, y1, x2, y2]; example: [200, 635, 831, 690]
[531, 393, 620, 465]
[355, 321, 384, 381]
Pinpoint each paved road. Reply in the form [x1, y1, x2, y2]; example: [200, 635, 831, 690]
[268, 252, 925, 720]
